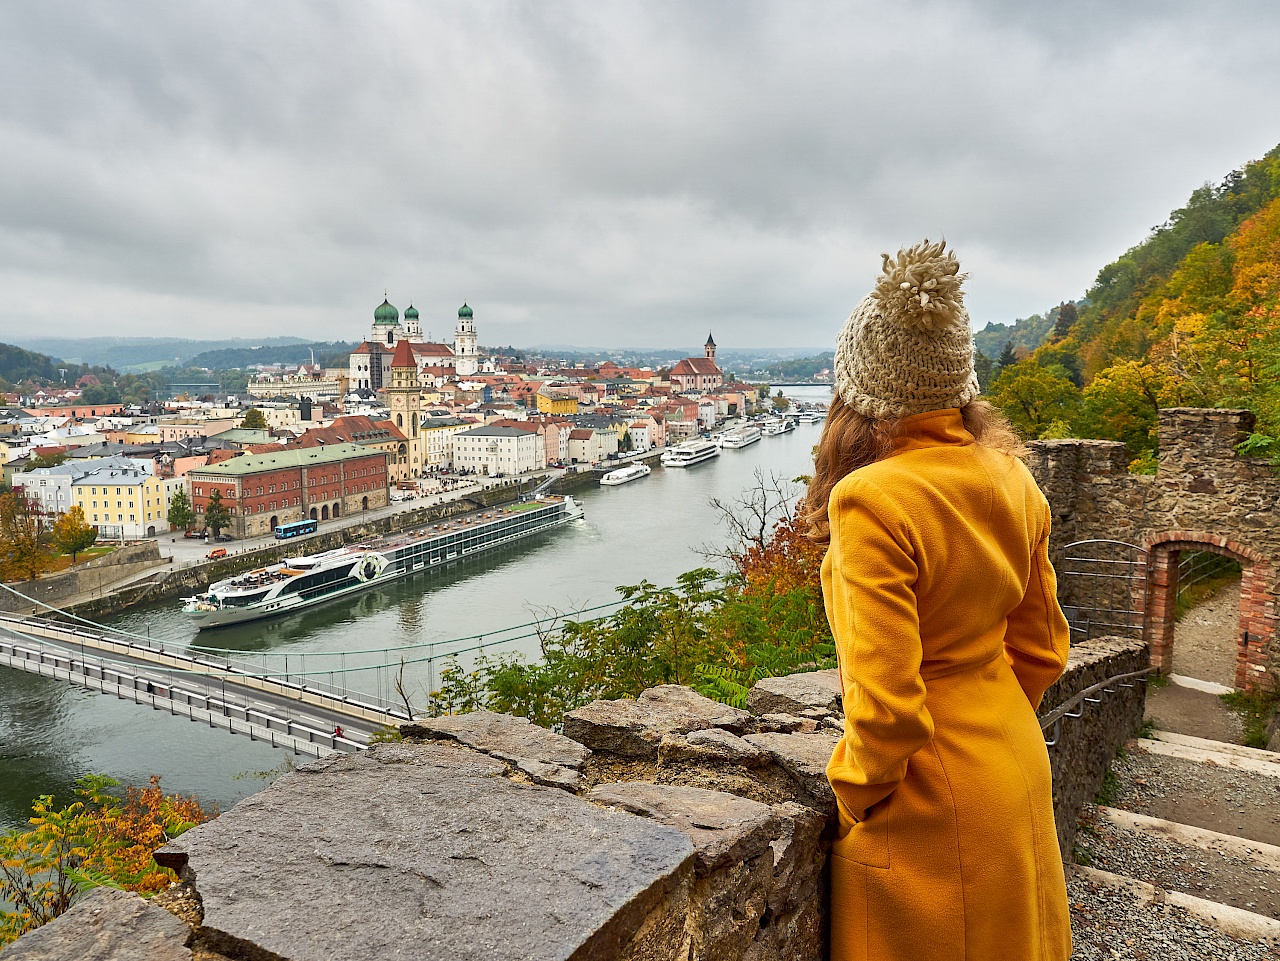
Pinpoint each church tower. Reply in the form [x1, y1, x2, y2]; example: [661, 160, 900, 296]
[454, 303, 478, 377]
[386, 338, 423, 478]
[403, 304, 422, 342]
[705, 332, 716, 362]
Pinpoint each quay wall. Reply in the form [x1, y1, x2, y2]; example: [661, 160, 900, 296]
[19, 637, 1146, 960]
[0, 542, 164, 615]
[53, 485, 530, 622]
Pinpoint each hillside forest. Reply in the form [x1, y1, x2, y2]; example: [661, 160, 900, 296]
[985, 143, 1280, 468]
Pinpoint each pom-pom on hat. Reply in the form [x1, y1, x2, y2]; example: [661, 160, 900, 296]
[833, 239, 980, 420]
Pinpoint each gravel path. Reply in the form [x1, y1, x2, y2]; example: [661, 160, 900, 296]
[1075, 803, 1280, 918]
[1068, 869, 1279, 959]
[1173, 577, 1241, 688]
[1108, 744, 1280, 846]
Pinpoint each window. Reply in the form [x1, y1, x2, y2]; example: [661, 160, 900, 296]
[92, 514, 98, 522]
[116, 488, 121, 495]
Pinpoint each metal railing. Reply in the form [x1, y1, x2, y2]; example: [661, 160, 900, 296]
[1039, 667, 1154, 748]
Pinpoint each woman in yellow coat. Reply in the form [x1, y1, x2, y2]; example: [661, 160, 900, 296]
[808, 241, 1073, 961]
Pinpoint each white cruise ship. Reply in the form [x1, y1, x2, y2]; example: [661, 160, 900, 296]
[600, 463, 651, 486]
[182, 495, 584, 629]
[762, 416, 797, 436]
[797, 408, 827, 424]
[660, 439, 720, 468]
[716, 425, 762, 449]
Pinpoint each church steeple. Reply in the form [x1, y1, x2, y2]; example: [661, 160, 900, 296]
[704, 332, 716, 362]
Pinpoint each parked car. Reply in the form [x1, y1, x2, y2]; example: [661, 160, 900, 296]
[205, 548, 227, 560]
[215, 533, 233, 542]
[183, 529, 202, 538]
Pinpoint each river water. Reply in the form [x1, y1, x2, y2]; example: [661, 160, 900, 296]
[0, 386, 832, 833]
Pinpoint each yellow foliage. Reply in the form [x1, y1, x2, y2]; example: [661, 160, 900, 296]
[0, 775, 209, 945]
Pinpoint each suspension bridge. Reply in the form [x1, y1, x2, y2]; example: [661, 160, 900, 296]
[0, 585, 628, 758]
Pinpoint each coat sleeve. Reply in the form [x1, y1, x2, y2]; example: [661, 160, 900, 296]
[1003, 508, 1072, 710]
[825, 478, 934, 824]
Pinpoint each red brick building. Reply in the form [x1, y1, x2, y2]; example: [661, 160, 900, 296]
[187, 442, 389, 539]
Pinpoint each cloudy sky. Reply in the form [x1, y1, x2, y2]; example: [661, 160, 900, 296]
[1, 2, 1278, 352]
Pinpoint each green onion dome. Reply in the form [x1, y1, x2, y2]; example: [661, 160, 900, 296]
[374, 298, 399, 325]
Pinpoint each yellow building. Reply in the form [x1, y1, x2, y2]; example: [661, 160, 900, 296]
[536, 386, 579, 415]
[72, 464, 173, 539]
[421, 417, 477, 468]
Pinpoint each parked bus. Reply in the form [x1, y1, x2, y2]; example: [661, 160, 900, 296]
[274, 519, 318, 540]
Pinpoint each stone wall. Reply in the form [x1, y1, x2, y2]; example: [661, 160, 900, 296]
[1027, 408, 1280, 690]
[0, 541, 164, 614]
[12, 638, 1146, 960]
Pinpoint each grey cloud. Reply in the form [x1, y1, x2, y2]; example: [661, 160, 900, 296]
[0, 1, 1277, 350]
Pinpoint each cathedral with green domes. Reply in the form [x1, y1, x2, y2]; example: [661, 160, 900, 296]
[348, 297, 480, 392]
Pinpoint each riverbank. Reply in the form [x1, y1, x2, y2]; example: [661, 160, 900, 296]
[47, 482, 538, 623]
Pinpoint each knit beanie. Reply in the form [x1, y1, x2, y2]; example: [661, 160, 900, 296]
[833, 239, 980, 420]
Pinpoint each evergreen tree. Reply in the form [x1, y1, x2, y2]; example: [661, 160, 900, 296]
[974, 350, 995, 393]
[1053, 302, 1078, 341]
[166, 488, 195, 532]
[202, 489, 231, 537]
[996, 340, 1018, 370]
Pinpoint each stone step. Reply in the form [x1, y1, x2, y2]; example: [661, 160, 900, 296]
[1134, 736, 1280, 780]
[1097, 805, 1280, 871]
[1169, 673, 1235, 696]
[1068, 864, 1280, 942]
[1147, 729, 1280, 764]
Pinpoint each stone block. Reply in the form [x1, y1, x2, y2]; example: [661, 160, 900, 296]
[403, 709, 588, 789]
[588, 782, 779, 961]
[741, 731, 841, 814]
[765, 802, 830, 914]
[564, 685, 753, 759]
[746, 670, 842, 718]
[658, 728, 769, 768]
[156, 742, 696, 961]
[588, 781, 780, 875]
[0, 888, 192, 961]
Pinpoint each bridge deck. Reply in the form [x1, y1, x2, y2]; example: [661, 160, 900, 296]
[0, 615, 409, 758]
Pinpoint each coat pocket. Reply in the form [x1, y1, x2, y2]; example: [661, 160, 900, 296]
[832, 799, 890, 869]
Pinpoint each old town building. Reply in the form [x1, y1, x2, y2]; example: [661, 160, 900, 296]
[668, 333, 723, 393]
[188, 443, 389, 539]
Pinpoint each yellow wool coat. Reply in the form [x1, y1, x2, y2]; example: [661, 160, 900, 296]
[823, 408, 1072, 961]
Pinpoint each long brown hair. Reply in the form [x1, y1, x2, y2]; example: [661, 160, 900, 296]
[805, 396, 1023, 545]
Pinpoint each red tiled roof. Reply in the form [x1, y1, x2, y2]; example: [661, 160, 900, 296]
[411, 342, 455, 357]
[390, 339, 416, 368]
[568, 429, 594, 440]
[670, 357, 721, 376]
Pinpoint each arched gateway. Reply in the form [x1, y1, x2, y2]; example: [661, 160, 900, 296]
[1028, 408, 1280, 693]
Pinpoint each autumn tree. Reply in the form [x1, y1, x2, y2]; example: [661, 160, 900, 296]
[239, 408, 269, 430]
[0, 775, 207, 945]
[51, 506, 96, 562]
[166, 488, 195, 532]
[991, 364, 1081, 439]
[203, 488, 231, 537]
[0, 492, 51, 582]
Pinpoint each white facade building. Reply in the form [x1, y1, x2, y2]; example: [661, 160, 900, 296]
[452, 425, 542, 476]
[14, 456, 151, 518]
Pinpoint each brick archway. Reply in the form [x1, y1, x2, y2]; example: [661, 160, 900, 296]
[1145, 531, 1277, 692]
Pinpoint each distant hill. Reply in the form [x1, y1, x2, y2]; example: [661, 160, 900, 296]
[973, 308, 1063, 360]
[0, 343, 66, 385]
[14, 337, 310, 371]
[185, 341, 358, 369]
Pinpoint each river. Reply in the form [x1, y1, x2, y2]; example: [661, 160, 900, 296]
[0, 386, 832, 834]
